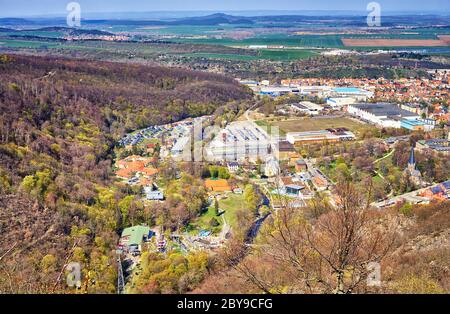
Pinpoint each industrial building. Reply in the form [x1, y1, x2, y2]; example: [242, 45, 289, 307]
[326, 97, 358, 108]
[280, 84, 332, 97]
[416, 137, 450, 155]
[286, 128, 356, 146]
[347, 103, 420, 128]
[291, 101, 324, 115]
[207, 121, 276, 162]
[400, 119, 426, 131]
[259, 86, 294, 97]
[331, 87, 374, 101]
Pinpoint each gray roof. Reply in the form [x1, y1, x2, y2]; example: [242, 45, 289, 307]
[352, 103, 418, 117]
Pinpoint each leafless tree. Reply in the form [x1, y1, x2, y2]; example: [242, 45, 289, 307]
[223, 181, 398, 294]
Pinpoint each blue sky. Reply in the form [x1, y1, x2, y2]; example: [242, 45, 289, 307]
[1, 0, 450, 17]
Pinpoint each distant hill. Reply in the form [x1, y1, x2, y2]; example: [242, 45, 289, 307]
[0, 27, 16, 32]
[37, 26, 114, 36]
[0, 17, 37, 26]
[82, 13, 254, 26]
[0, 26, 114, 37]
[171, 13, 254, 25]
[1, 12, 449, 28]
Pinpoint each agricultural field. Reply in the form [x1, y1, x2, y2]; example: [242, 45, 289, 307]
[183, 48, 318, 61]
[343, 38, 450, 47]
[173, 34, 345, 48]
[0, 39, 61, 48]
[182, 52, 259, 61]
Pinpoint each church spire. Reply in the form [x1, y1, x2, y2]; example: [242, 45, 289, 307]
[408, 146, 416, 167]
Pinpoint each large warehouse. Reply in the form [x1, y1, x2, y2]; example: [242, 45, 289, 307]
[207, 121, 277, 162]
[331, 87, 374, 101]
[348, 103, 420, 128]
[286, 128, 356, 145]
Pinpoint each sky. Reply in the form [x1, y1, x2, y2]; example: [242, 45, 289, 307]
[1, 0, 450, 17]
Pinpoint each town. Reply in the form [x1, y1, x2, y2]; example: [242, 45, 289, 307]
[112, 70, 450, 292]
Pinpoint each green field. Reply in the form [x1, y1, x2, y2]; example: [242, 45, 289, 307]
[255, 120, 287, 136]
[182, 52, 259, 61]
[219, 193, 246, 230]
[183, 48, 318, 61]
[264, 117, 372, 135]
[0, 39, 60, 48]
[189, 205, 223, 235]
[258, 49, 318, 60]
[187, 193, 245, 234]
[173, 34, 345, 48]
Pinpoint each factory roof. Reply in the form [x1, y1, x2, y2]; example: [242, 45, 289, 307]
[351, 103, 418, 117]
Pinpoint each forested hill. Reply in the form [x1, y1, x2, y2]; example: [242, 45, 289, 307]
[0, 54, 250, 293]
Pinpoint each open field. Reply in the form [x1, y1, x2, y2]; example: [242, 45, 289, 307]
[0, 39, 60, 48]
[189, 205, 223, 235]
[265, 116, 371, 134]
[182, 52, 259, 61]
[184, 49, 318, 61]
[174, 34, 345, 48]
[188, 193, 245, 234]
[255, 120, 287, 136]
[342, 38, 450, 47]
[219, 193, 246, 230]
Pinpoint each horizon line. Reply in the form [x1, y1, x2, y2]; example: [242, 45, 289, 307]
[2, 9, 450, 19]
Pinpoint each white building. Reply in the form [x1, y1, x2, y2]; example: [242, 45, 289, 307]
[259, 86, 294, 96]
[291, 101, 324, 115]
[207, 121, 276, 162]
[326, 97, 358, 108]
[348, 103, 420, 128]
[286, 129, 356, 145]
[331, 87, 374, 101]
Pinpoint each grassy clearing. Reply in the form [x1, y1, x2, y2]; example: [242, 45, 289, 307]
[189, 205, 223, 235]
[258, 49, 318, 61]
[255, 120, 287, 136]
[182, 52, 258, 61]
[219, 193, 246, 230]
[267, 117, 372, 135]
[0, 39, 60, 48]
[183, 49, 317, 61]
[188, 193, 245, 234]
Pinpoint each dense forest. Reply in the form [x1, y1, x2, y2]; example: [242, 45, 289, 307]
[0, 54, 251, 293]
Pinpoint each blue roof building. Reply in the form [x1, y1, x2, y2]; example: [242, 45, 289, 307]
[431, 186, 444, 195]
[401, 119, 426, 131]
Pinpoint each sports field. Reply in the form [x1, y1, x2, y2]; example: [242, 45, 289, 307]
[265, 116, 371, 134]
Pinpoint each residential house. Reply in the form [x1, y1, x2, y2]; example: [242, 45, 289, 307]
[119, 225, 152, 252]
[295, 159, 308, 173]
[285, 184, 306, 198]
[227, 162, 240, 173]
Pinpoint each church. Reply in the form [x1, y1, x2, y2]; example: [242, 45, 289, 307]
[404, 146, 423, 187]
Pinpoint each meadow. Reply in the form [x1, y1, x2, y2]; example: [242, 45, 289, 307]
[262, 116, 372, 135]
